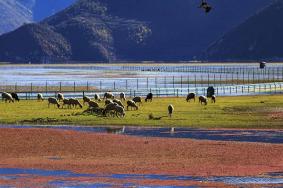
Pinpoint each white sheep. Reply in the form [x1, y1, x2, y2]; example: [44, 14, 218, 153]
[48, 97, 60, 108]
[94, 94, 101, 101]
[113, 99, 125, 109]
[103, 92, 114, 100]
[199, 96, 208, 105]
[127, 100, 138, 111]
[114, 105, 126, 118]
[57, 93, 64, 101]
[37, 93, 44, 101]
[120, 92, 126, 101]
[1, 92, 14, 103]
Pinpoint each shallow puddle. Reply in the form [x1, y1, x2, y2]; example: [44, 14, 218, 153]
[0, 167, 282, 187]
[1, 125, 282, 144]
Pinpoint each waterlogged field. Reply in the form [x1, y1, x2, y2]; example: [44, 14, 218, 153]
[1, 95, 283, 128]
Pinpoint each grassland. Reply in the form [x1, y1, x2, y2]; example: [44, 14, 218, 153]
[0, 95, 283, 128]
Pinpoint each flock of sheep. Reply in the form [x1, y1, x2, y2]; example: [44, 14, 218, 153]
[1, 91, 216, 118]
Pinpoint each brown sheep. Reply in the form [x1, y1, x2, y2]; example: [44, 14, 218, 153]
[132, 96, 142, 105]
[69, 98, 83, 108]
[48, 97, 60, 108]
[211, 95, 216, 103]
[88, 100, 99, 108]
[168, 104, 174, 118]
[62, 99, 71, 109]
[145, 93, 153, 102]
[186, 93, 196, 102]
[83, 96, 91, 105]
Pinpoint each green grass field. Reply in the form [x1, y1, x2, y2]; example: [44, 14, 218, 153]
[0, 95, 283, 128]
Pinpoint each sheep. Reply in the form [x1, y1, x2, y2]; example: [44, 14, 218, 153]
[10, 93, 20, 102]
[48, 97, 60, 108]
[83, 96, 91, 105]
[113, 99, 125, 109]
[113, 105, 126, 118]
[199, 96, 208, 105]
[211, 95, 216, 103]
[168, 104, 174, 118]
[186, 93, 196, 102]
[69, 98, 83, 108]
[62, 99, 71, 109]
[1, 92, 14, 103]
[132, 96, 142, 105]
[94, 94, 101, 101]
[57, 93, 64, 101]
[145, 93, 153, 102]
[120, 92, 126, 101]
[103, 103, 118, 116]
[127, 100, 138, 111]
[88, 100, 99, 108]
[103, 92, 114, 100]
[37, 93, 44, 101]
[105, 99, 113, 106]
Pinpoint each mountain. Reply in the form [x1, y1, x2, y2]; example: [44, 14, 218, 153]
[205, 0, 283, 61]
[0, 0, 76, 35]
[0, 0, 33, 34]
[0, 0, 271, 63]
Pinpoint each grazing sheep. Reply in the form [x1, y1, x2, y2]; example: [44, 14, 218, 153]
[103, 103, 118, 116]
[168, 104, 174, 118]
[10, 93, 20, 102]
[37, 93, 44, 101]
[88, 100, 99, 108]
[145, 93, 153, 102]
[69, 98, 83, 108]
[186, 93, 196, 102]
[127, 100, 138, 111]
[211, 95, 216, 103]
[1, 92, 14, 103]
[83, 96, 91, 105]
[57, 93, 64, 101]
[199, 96, 208, 105]
[103, 92, 114, 100]
[48, 97, 60, 108]
[132, 96, 142, 105]
[62, 99, 71, 109]
[120, 92, 126, 101]
[105, 99, 113, 106]
[113, 99, 125, 108]
[94, 94, 101, 101]
[114, 105, 126, 118]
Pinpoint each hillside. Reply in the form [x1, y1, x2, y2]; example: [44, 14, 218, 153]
[0, 0, 32, 34]
[0, 0, 271, 63]
[0, 0, 75, 35]
[205, 0, 283, 61]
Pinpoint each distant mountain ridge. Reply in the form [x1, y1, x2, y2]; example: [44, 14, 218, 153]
[0, 0, 76, 35]
[205, 0, 283, 61]
[0, 0, 272, 63]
